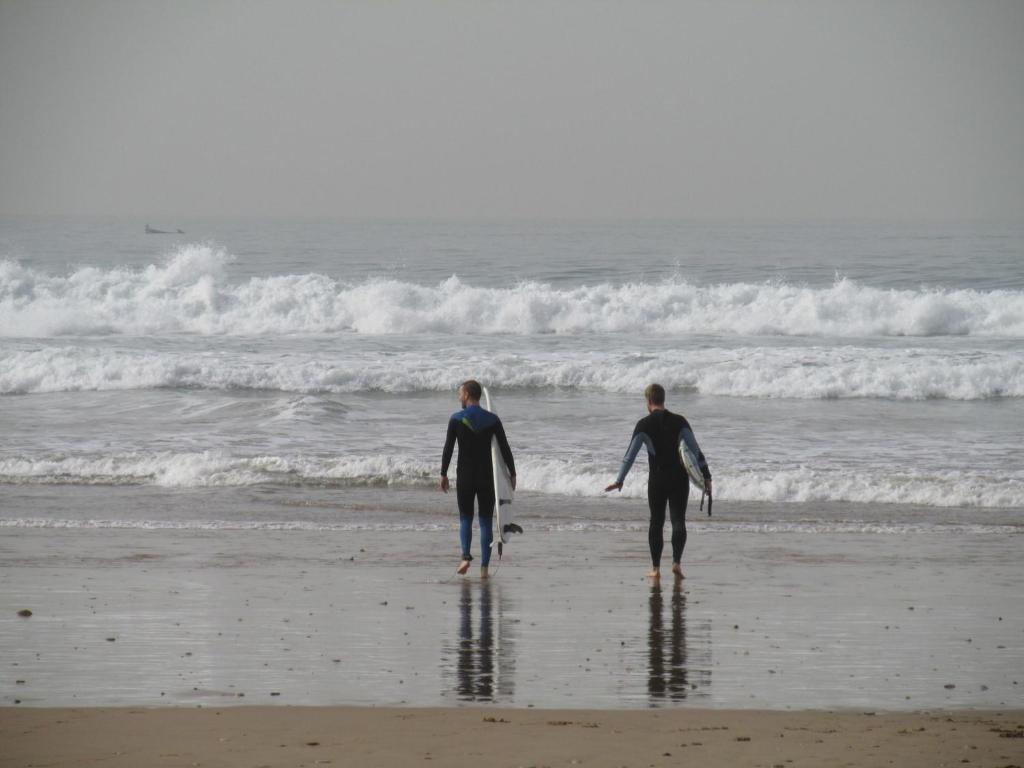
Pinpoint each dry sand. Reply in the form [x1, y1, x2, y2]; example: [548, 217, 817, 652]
[2, 706, 1023, 768]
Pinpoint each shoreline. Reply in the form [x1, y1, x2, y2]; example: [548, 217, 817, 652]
[3, 525, 1022, 712]
[3, 706, 1023, 768]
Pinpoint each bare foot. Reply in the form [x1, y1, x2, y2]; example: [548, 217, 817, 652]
[647, 568, 660, 582]
[456, 559, 471, 575]
[480, 565, 489, 579]
[672, 562, 684, 580]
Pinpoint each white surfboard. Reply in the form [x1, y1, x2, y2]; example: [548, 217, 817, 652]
[679, 442, 706, 493]
[481, 387, 520, 552]
[679, 434, 712, 516]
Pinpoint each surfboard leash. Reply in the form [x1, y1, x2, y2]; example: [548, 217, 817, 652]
[487, 541, 504, 578]
[700, 489, 713, 517]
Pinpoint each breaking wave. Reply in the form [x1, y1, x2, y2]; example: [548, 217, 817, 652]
[3, 246, 1023, 338]
[2, 451, 1021, 508]
[3, 345, 1022, 400]
[0, 518, 1015, 535]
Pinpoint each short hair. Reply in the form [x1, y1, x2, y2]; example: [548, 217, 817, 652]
[460, 379, 482, 400]
[644, 383, 666, 405]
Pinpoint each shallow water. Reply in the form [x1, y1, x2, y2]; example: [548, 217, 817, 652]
[2, 518, 1021, 710]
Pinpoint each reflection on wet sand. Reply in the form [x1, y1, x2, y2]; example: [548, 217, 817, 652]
[443, 580, 515, 702]
[648, 580, 711, 704]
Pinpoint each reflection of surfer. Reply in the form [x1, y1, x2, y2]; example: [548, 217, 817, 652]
[648, 580, 689, 701]
[604, 384, 712, 581]
[456, 580, 495, 700]
[447, 580, 515, 702]
[440, 379, 517, 578]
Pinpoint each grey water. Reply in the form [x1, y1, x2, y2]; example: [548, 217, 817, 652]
[2, 217, 1023, 531]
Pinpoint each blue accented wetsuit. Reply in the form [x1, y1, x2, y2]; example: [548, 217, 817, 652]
[614, 409, 711, 568]
[441, 404, 516, 566]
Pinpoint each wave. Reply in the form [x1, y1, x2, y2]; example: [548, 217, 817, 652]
[3, 345, 1022, 399]
[2, 451, 1021, 508]
[0, 451, 437, 489]
[518, 458, 1024, 509]
[3, 246, 1024, 338]
[0, 517, 1015, 535]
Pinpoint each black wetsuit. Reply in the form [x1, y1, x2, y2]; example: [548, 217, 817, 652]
[615, 409, 711, 568]
[441, 404, 516, 565]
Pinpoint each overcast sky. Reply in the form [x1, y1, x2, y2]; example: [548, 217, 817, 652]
[1, 0, 1022, 219]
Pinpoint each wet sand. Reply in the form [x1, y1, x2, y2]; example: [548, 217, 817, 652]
[2, 521, 1021, 710]
[3, 508, 1024, 766]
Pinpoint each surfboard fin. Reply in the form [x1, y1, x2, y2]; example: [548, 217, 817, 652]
[503, 523, 523, 535]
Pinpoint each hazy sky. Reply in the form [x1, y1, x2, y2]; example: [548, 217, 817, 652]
[1, 0, 1022, 219]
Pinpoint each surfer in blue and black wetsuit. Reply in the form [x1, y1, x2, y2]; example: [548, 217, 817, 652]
[441, 379, 516, 578]
[605, 383, 711, 581]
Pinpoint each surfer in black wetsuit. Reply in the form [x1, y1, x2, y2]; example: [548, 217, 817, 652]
[441, 379, 516, 578]
[604, 383, 711, 581]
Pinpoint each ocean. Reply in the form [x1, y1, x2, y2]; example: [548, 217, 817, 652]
[1, 217, 1022, 533]
[3, 217, 1023, 711]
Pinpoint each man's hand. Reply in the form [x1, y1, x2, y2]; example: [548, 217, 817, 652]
[440, 475, 449, 493]
[604, 481, 622, 492]
[705, 478, 712, 493]
[510, 474, 517, 491]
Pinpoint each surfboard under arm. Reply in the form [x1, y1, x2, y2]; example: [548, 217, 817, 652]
[678, 432, 712, 517]
[482, 387, 520, 546]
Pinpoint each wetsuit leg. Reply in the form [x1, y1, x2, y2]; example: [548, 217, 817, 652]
[456, 481, 477, 558]
[647, 477, 669, 568]
[476, 485, 495, 566]
[667, 477, 689, 563]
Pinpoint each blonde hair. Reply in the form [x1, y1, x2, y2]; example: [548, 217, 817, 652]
[644, 383, 665, 405]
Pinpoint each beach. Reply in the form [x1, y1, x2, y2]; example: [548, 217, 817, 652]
[4, 706, 1023, 768]
[3, 497, 1023, 766]
[2, 218, 1022, 765]
[5, 0, 1024, 757]
[3, 492, 1022, 711]
[4, 0, 1024, 761]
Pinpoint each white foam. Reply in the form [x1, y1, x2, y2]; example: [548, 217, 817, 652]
[718, 466, 1024, 509]
[0, 518, 450, 532]
[0, 451, 437, 489]
[0, 517, 1015, 536]
[516, 457, 1024, 509]
[2, 451, 1021, 508]
[540, 520, 1018, 535]
[3, 344, 1022, 400]
[3, 247, 1023, 338]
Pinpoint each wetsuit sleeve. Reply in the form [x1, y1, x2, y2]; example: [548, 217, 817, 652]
[614, 423, 655, 486]
[680, 425, 711, 480]
[441, 418, 457, 475]
[494, 418, 516, 476]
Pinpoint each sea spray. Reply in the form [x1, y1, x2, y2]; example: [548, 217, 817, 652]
[3, 247, 1023, 338]
[1, 450, 1020, 508]
[3, 343, 1022, 400]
